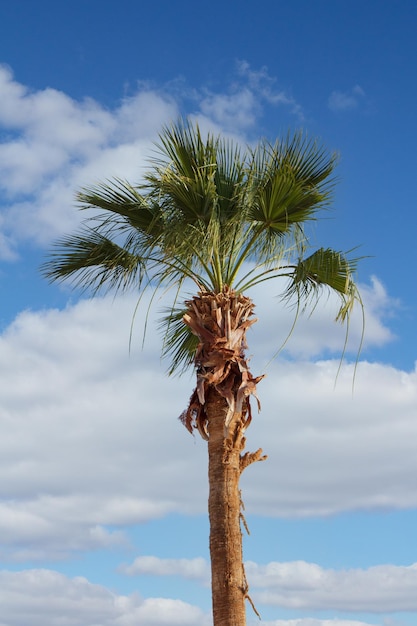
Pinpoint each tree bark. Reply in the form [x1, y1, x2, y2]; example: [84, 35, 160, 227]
[206, 388, 247, 626]
[180, 287, 266, 626]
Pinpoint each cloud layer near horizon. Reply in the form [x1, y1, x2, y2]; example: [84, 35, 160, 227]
[0, 567, 399, 626]
[0, 569, 211, 626]
[0, 284, 414, 562]
[122, 554, 417, 613]
[1, 63, 409, 565]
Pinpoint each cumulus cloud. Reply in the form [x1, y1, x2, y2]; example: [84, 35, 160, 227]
[0, 569, 211, 626]
[119, 554, 417, 614]
[247, 560, 417, 612]
[249, 274, 396, 362]
[198, 60, 304, 131]
[0, 61, 412, 626]
[199, 87, 260, 131]
[0, 282, 414, 561]
[120, 555, 210, 583]
[0, 62, 304, 259]
[0, 66, 413, 582]
[328, 85, 365, 112]
[0, 567, 384, 626]
[243, 356, 417, 517]
[0, 293, 203, 560]
[262, 617, 378, 626]
[0, 64, 178, 254]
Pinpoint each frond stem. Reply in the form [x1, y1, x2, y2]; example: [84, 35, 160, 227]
[226, 223, 264, 287]
[235, 266, 285, 292]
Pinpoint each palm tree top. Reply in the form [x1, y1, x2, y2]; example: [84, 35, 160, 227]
[42, 119, 362, 373]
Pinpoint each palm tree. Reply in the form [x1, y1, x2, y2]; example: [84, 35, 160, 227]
[42, 119, 361, 626]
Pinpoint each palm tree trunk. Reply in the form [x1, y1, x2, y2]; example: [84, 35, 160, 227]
[206, 388, 247, 626]
[181, 287, 267, 625]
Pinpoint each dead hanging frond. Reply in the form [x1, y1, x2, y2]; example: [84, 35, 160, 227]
[246, 592, 262, 620]
[240, 448, 268, 474]
[179, 388, 209, 440]
[239, 490, 250, 536]
[178, 286, 264, 440]
[241, 552, 262, 620]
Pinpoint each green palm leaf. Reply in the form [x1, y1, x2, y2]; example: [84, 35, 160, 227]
[42, 119, 362, 373]
[42, 228, 147, 293]
[283, 247, 361, 321]
[248, 133, 336, 233]
[159, 306, 199, 375]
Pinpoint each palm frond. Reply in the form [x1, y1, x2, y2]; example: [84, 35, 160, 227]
[41, 227, 147, 293]
[277, 131, 338, 187]
[42, 118, 363, 376]
[282, 247, 361, 321]
[159, 306, 199, 375]
[77, 179, 165, 238]
[248, 133, 337, 234]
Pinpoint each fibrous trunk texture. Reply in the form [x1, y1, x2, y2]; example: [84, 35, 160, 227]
[180, 286, 267, 626]
[206, 387, 247, 625]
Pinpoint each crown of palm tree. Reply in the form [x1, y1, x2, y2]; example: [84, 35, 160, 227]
[43, 119, 362, 373]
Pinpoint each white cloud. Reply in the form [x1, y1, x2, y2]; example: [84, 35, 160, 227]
[262, 617, 380, 626]
[248, 274, 396, 362]
[247, 560, 417, 613]
[0, 65, 178, 253]
[119, 554, 417, 614]
[199, 87, 259, 131]
[121, 556, 210, 583]
[0, 55, 410, 626]
[328, 85, 365, 112]
[243, 357, 417, 517]
[237, 60, 304, 118]
[0, 569, 211, 626]
[0, 293, 202, 560]
[120, 556, 417, 612]
[1, 67, 404, 563]
[0, 62, 305, 259]
[0, 567, 384, 626]
[198, 61, 304, 131]
[0, 281, 414, 560]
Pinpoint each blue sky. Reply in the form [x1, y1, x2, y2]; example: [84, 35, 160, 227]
[0, 1, 416, 625]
